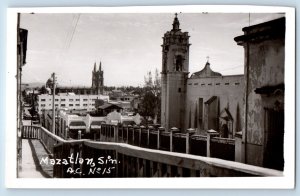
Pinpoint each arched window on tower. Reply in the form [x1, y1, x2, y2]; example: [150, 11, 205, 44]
[175, 55, 183, 71]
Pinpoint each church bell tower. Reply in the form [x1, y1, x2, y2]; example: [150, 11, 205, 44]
[161, 13, 190, 131]
[92, 61, 104, 94]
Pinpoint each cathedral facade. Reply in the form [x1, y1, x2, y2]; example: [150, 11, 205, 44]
[47, 61, 104, 95]
[161, 14, 244, 138]
[92, 61, 104, 95]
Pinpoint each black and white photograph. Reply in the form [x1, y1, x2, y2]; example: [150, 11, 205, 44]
[6, 6, 295, 188]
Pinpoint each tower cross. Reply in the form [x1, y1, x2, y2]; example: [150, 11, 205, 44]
[206, 56, 210, 63]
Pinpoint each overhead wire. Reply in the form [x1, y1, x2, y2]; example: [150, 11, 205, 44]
[56, 14, 81, 86]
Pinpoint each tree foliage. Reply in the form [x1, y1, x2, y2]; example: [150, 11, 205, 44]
[39, 85, 48, 94]
[139, 91, 156, 120]
[139, 69, 161, 124]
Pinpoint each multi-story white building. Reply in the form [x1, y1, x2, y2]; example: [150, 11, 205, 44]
[37, 93, 109, 113]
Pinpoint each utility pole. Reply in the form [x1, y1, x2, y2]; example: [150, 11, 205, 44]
[52, 73, 56, 134]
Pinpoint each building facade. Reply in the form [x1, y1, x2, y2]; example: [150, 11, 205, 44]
[234, 17, 285, 170]
[185, 62, 244, 137]
[161, 14, 244, 138]
[92, 61, 104, 94]
[37, 93, 109, 113]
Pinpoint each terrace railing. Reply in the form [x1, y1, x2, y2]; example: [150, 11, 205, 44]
[21, 125, 282, 178]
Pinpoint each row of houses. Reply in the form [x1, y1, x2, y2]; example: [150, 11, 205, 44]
[41, 109, 141, 139]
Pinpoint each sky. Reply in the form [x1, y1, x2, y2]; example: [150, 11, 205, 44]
[20, 12, 284, 87]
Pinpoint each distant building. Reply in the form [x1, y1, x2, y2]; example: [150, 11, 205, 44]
[96, 102, 123, 116]
[109, 90, 125, 100]
[37, 93, 109, 113]
[234, 17, 285, 170]
[108, 90, 139, 112]
[41, 108, 141, 139]
[46, 61, 104, 95]
[55, 86, 94, 95]
[161, 14, 244, 137]
[92, 61, 104, 94]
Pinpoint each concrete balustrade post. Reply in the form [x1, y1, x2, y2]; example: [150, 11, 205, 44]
[128, 125, 132, 144]
[109, 125, 112, 141]
[108, 125, 110, 141]
[234, 131, 243, 163]
[158, 127, 164, 150]
[186, 128, 196, 154]
[38, 127, 41, 140]
[146, 127, 150, 147]
[99, 126, 102, 141]
[114, 125, 119, 143]
[104, 125, 106, 141]
[120, 126, 123, 142]
[109, 125, 112, 142]
[103, 125, 105, 141]
[170, 127, 178, 152]
[105, 125, 108, 141]
[65, 127, 69, 139]
[133, 125, 137, 145]
[111, 125, 114, 141]
[157, 127, 161, 150]
[126, 125, 129, 143]
[78, 130, 82, 140]
[148, 126, 154, 148]
[139, 126, 145, 146]
[108, 125, 110, 140]
[206, 129, 219, 157]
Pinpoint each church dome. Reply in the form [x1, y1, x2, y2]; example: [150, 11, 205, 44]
[190, 61, 222, 78]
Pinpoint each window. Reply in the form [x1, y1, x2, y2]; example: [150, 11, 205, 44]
[178, 88, 181, 92]
[61, 104, 65, 106]
[49, 99, 52, 101]
[69, 99, 74, 102]
[225, 83, 229, 85]
[208, 83, 212, 86]
[175, 55, 183, 71]
[188, 83, 192, 85]
[76, 104, 80, 106]
[83, 104, 88, 106]
[194, 83, 198, 85]
[41, 99, 46, 101]
[235, 82, 240, 85]
[69, 104, 73, 106]
[83, 99, 88, 101]
[201, 83, 205, 86]
[55, 104, 58, 107]
[76, 99, 80, 101]
[216, 83, 220, 85]
[41, 104, 45, 107]
[55, 99, 59, 101]
[61, 99, 66, 101]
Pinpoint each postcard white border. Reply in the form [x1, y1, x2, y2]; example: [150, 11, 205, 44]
[6, 5, 295, 189]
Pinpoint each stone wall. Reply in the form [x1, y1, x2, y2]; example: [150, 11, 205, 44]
[184, 75, 245, 137]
